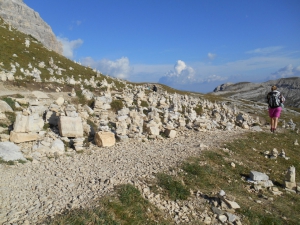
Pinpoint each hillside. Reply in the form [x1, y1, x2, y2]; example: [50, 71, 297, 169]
[213, 77, 300, 108]
[0, 0, 62, 54]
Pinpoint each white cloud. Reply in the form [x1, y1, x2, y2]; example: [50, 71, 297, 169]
[57, 37, 83, 59]
[246, 46, 283, 55]
[208, 52, 216, 60]
[82, 57, 132, 79]
[269, 64, 300, 80]
[162, 60, 195, 84]
[206, 74, 227, 82]
[158, 60, 228, 89]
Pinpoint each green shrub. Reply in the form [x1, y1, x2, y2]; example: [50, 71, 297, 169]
[110, 100, 124, 113]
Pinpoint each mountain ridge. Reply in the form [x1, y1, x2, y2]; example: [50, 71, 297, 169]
[213, 77, 300, 108]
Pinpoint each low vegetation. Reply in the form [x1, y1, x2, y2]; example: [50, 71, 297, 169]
[110, 100, 124, 113]
[45, 184, 170, 225]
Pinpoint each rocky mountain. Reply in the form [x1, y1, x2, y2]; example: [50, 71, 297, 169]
[213, 77, 300, 108]
[0, 0, 62, 54]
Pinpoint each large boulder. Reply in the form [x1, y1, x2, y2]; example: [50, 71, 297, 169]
[13, 113, 44, 133]
[50, 139, 65, 155]
[0, 142, 26, 161]
[165, 129, 177, 138]
[58, 116, 83, 137]
[94, 131, 115, 147]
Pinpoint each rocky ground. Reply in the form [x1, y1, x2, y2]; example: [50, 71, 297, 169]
[0, 127, 245, 225]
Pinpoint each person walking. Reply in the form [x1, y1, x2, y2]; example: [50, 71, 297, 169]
[152, 85, 157, 92]
[267, 85, 285, 133]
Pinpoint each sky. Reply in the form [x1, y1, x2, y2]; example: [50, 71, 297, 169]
[23, 0, 300, 93]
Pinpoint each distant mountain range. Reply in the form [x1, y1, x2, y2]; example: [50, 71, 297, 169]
[213, 77, 300, 108]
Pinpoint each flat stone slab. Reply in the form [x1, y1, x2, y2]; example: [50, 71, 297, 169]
[250, 126, 263, 131]
[249, 171, 269, 181]
[0, 142, 26, 161]
[32, 91, 49, 99]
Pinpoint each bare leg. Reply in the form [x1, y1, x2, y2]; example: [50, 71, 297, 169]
[273, 117, 279, 129]
[270, 118, 274, 130]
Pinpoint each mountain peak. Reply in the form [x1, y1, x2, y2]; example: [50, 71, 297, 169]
[0, 0, 63, 54]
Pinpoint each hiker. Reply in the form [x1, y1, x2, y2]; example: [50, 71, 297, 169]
[152, 85, 157, 92]
[267, 85, 285, 133]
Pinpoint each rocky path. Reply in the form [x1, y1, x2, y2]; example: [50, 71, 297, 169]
[0, 129, 243, 224]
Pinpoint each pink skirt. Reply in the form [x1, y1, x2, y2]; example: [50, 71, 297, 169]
[268, 107, 282, 118]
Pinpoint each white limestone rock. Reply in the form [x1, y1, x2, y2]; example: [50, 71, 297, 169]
[55, 97, 64, 106]
[0, 142, 26, 161]
[31, 91, 49, 99]
[13, 113, 44, 133]
[50, 139, 65, 155]
[0, 100, 13, 112]
[58, 116, 84, 138]
[249, 171, 269, 181]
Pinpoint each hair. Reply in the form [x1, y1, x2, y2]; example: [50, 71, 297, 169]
[271, 85, 277, 91]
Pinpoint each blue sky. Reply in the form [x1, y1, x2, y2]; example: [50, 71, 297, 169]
[24, 0, 300, 92]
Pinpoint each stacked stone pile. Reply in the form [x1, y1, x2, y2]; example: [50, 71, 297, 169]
[284, 166, 300, 193]
[0, 79, 282, 164]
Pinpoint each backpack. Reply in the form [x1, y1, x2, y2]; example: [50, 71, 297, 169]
[268, 91, 282, 108]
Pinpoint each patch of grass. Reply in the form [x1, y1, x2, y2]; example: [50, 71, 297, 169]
[43, 123, 50, 130]
[242, 209, 283, 225]
[110, 100, 124, 113]
[105, 184, 169, 225]
[140, 100, 149, 107]
[194, 104, 203, 115]
[17, 159, 27, 164]
[45, 207, 119, 225]
[75, 90, 85, 105]
[181, 163, 215, 190]
[203, 94, 227, 103]
[46, 184, 170, 225]
[0, 158, 24, 165]
[156, 173, 190, 200]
